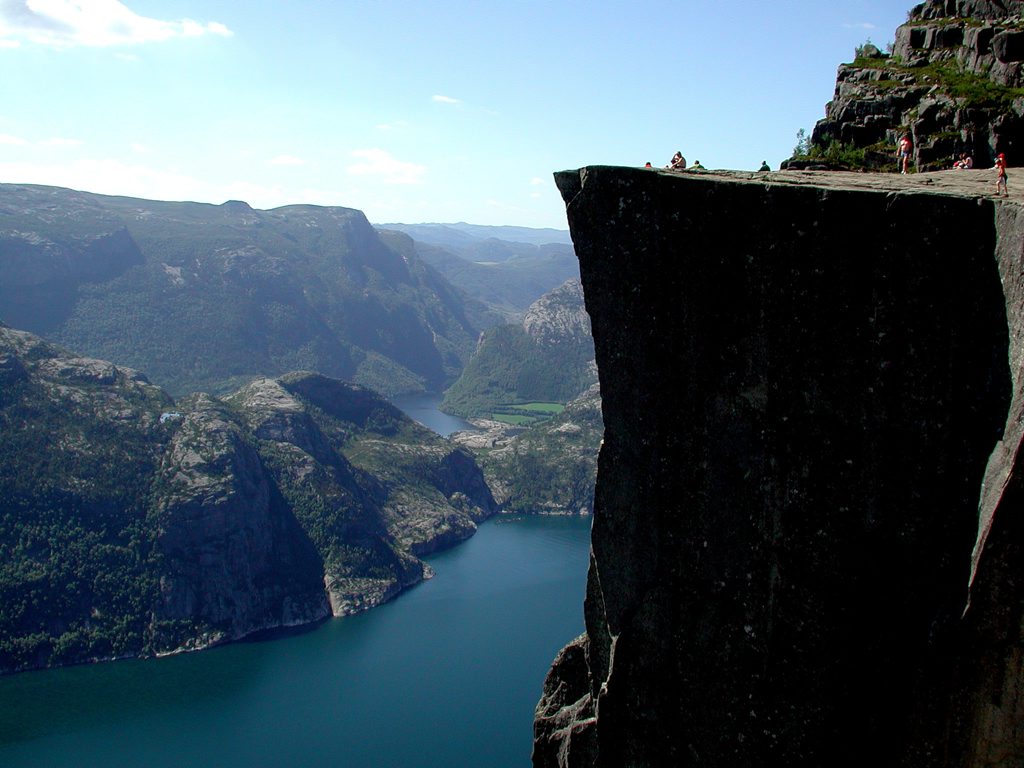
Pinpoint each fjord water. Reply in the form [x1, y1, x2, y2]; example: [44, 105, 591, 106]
[390, 392, 476, 437]
[0, 516, 592, 768]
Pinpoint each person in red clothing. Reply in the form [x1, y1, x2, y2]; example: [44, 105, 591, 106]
[995, 152, 1008, 197]
[897, 134, 912, 174]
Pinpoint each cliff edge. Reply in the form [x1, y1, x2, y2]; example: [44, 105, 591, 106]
[533, 166, 1024, 766]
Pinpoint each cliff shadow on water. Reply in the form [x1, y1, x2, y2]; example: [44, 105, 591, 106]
[535, 166, 1023, 767]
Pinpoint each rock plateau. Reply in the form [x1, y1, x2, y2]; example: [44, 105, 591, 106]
[533, 165, 1024, 767]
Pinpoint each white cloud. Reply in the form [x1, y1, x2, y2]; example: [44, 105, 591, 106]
[0, 157, 204, 200]
[0, 0, 233, 49]
[0, 133, 81, 147]
[0, 157, 290, 209]
[432, 94, 461, 104]
[130, 141, 152, 153]
[843, 22, 876, 30]
[529, 177, 546, 186]
[41, 136, 83, 146]
[269, 154, 305, 166]
[347, 148, 425, 185]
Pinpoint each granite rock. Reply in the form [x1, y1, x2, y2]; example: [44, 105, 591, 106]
[533, 165, 1024, 766]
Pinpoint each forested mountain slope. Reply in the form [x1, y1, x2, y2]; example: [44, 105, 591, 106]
[0, 324, 495, 674]
[0, 184, 489, 397]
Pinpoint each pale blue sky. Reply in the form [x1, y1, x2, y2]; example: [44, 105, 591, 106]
[0, 0, 910, 228]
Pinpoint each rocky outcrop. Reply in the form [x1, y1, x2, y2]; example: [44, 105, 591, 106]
[534, 165, 1024, 766]
[796, 0, 1024, 171]
[522, 279, 592, 348]
[0, 328, 497, 673]
[152, 393, 329, 650]
[442, 279, 597, 416]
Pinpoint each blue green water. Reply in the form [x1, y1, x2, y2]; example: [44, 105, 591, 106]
[0, 515, 592, 768]
[389, 392, 476, 437]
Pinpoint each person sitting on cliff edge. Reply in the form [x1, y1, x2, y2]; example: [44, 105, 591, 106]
[758, 160, 771, 172]
[667, 151, 686, 170]
[954, 152, 973, 169]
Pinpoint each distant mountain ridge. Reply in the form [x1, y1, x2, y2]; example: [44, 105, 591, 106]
[0, 183, 492, 398]
[374, 222, 578, 318]
[374, 221, 572, 249]
[441, 279, 597, 417]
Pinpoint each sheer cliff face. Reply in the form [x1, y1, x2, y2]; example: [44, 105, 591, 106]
[534, 166, 1024, 767]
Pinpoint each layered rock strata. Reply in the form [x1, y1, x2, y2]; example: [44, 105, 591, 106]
[534, 166, 1024, 766]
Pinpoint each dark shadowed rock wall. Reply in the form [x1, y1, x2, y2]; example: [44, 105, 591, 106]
[534, 166, 1024, 767]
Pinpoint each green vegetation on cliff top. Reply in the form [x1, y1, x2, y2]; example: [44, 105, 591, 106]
[0, 185, 490, 399]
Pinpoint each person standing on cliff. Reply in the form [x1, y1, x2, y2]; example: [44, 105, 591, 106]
[897, 134, 912, 174]
[996, 153, 1008, 197]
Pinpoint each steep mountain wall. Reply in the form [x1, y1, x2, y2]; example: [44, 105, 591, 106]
[442, 278, 597, 417]
[0, 327, 496, 674]
[794, 0, 1024, 171]
[534, 166, 1024, 766]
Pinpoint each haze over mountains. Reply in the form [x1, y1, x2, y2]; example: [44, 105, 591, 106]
[0, 184, 576, 400]
[376, 222, 579, 320]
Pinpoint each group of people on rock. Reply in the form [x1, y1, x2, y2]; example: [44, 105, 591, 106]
[953, 152, 974, 169]
[643, 153, 765, 172]
[898, 133, 1009, 196]
[643, 139, 1008, 196]
[662, 152, 704, 171]
[642, 153, 706, 171]
[948, 149, 1007, 197]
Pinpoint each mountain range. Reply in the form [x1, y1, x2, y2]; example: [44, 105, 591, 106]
[0, 185, 596, 674]
[0, 184, 498, 398]
[376, 222, 579, 319]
